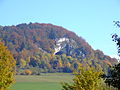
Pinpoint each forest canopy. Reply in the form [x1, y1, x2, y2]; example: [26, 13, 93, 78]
[0, 23, 117, 74]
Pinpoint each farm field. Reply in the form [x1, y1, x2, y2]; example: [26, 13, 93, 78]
[11, 73, 73, 90]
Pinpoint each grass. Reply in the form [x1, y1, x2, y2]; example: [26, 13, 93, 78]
[11, 73, 73, 90]
[11, 82, 61, 90]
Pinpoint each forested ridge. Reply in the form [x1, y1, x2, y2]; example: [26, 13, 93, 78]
[0, 23, 117, 74]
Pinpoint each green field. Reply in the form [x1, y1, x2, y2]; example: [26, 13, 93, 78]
[11, 73, 73, 90]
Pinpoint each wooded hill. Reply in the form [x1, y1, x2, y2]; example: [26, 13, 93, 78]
[0, 23, 117, 74]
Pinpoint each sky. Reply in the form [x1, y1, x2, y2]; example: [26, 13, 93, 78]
[0, 0, 120, 58]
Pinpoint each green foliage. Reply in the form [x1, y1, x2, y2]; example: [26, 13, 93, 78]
[62, 65, 103, 90]
[0, 42, 16, 90]
[105, 63, 120, 89]
[107, 21, 120, 89]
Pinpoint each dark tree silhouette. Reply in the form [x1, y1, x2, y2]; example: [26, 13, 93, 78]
[112, 21, 120, 55]
[105, 21, 120, 89]
[105, 63, 120, 89]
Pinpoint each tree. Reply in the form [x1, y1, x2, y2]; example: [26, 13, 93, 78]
[0, 41, 16, 90]
[104, 21, 120, 89]
[105, 63, 120, 89]
[24, 69, 32, 75]
[20, 58, 26, 68]
[62, 65, 103, 90]
[112, 21, 120, 56]
[57, 59, 63, 68]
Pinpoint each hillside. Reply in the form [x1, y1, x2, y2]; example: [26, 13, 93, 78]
[0, 23, 117, 74]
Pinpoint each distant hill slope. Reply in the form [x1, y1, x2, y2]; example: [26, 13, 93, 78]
[0, 23, 117, 74]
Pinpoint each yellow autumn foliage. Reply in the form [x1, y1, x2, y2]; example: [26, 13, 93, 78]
[0, 42, 16, 90]
[62, 64, 103, 90]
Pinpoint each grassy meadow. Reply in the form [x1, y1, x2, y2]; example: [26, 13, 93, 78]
[11, 73, 73, 90]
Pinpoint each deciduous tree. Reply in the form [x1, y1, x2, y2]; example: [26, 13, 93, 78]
[62, 65, 103, 90]
[20, 58, 26, 68]
[104, 21, 120, 89]
[105, 63, 120, 89]
[0, 42, 16, 90]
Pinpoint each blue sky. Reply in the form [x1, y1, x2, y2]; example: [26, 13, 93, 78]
[0, 0, 120, 58]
